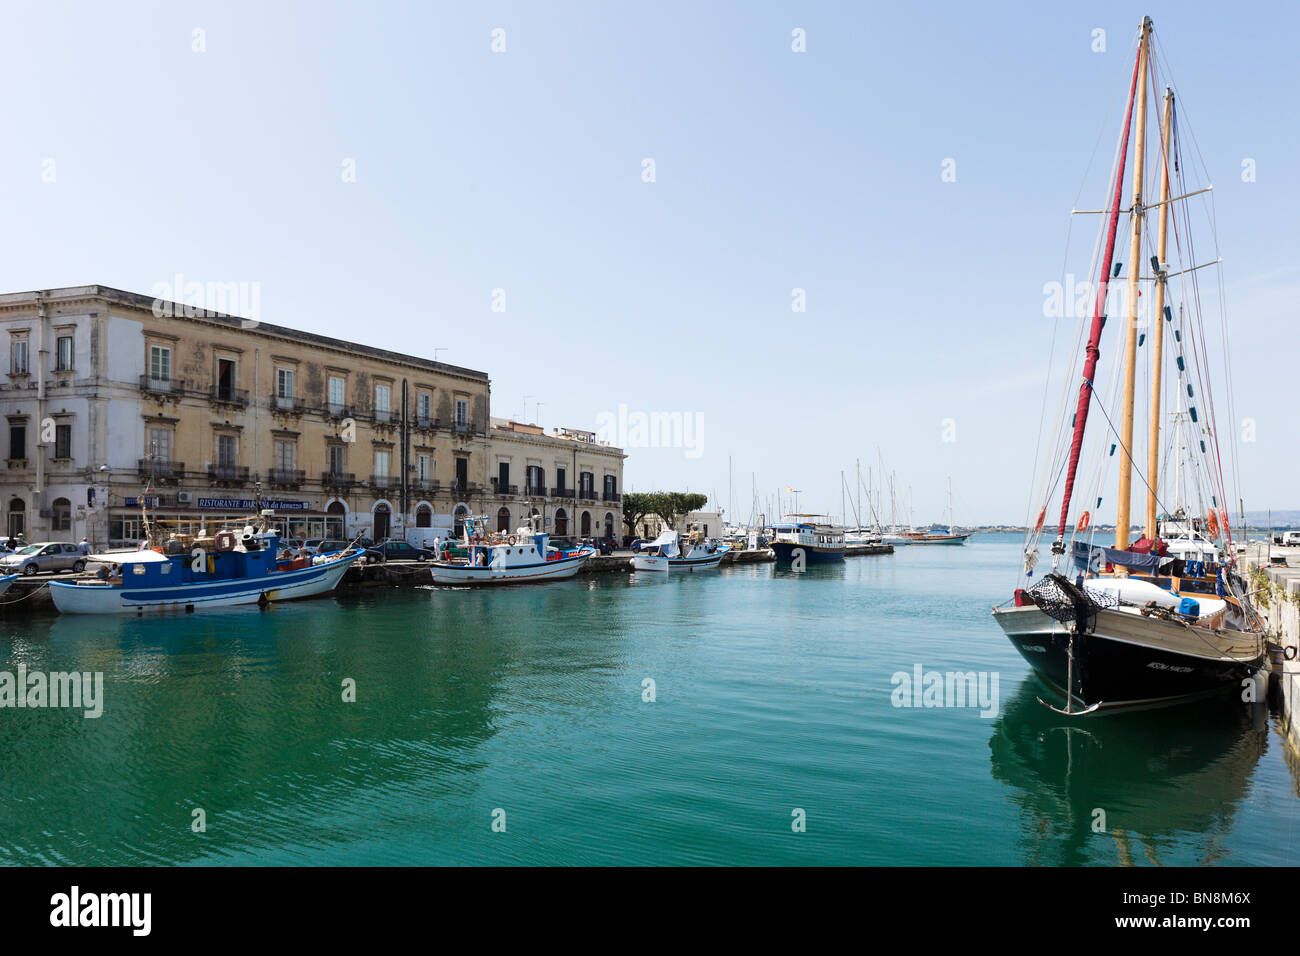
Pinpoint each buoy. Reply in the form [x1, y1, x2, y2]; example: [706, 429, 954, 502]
[1078, 511, 1091, 530]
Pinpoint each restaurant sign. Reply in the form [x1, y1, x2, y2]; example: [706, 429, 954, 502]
[196, 498, 310, 511]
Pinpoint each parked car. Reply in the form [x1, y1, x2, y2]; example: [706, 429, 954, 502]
[0, 542, 87, 576]
[301, 538, 353, 556]
[363, 539, 434, 563]
[1283, 531, 1300, 547]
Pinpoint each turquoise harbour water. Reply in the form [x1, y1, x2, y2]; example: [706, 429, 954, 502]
[2, 532, 1297, 866]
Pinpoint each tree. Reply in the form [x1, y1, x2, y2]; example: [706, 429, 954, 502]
[622, 491, 708, 538]
[622, 492, 654, 537]
[652, 492, 708, 532]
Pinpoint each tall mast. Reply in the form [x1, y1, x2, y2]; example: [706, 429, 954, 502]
[1053, 26, 1144, 549]
[856, 459, 862, 529]
[1115, 16, 1153, 550]
[1145, 87, 1175, 539]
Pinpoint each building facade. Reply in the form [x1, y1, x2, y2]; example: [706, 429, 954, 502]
[0, 286, 622, 547]
[488, 420, 624, 540]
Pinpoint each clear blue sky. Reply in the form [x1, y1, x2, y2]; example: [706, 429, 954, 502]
[2, 1, 1295, 524]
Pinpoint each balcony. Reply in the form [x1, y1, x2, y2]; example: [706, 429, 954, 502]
[415, 415, 438, 430]
[372, 408, 393, 425]
[140, 375, 185, 395]
[603, 491, 622, 503]
[550, 487, 574, 499]
[492, 479, 518, 495]
[209, 385, 249, 408]
[207, 464, 250, 484]
[270, 393, 303, 414]
[324, 403, 354, 420]
[410, 477, 438, 494]
[138, 458, 185, 482]
[369, 474, 394, 491]
[268, 468, 305, 488]
[450, 480, 470, 498]
[525, 484, 547, 497]
[578, 487, 598, 501]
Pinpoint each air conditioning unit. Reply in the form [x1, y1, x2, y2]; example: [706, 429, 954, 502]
[177, 492, 193, 504]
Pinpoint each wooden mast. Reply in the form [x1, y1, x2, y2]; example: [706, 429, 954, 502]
[1145, 87, 1175, 539]
[1115, 16, 1152, 551]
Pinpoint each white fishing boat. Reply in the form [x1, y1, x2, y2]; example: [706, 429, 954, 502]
[429, 515, 594, 585]
[0, 572, 18, 598]
[991, 16, 1265, 714]
[631, 530, 729, 573]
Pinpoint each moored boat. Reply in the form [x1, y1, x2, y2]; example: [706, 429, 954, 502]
[429, 515, 594, 585]
[630, 530, 729, 574]
[50, 521, 362, 615]
[769, 515, 845, 564]
[991, 16, 1265, 714]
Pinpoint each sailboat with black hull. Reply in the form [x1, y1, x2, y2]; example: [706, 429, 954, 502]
[991, 16, 1265, 714]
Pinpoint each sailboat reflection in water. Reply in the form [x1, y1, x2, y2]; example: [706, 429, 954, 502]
[989, 678, 1268, 865]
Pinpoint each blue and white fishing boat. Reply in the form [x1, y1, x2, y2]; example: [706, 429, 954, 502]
[429, 515, 594, 585]
[769, 515, 845, 564]
[0, 573, 19, 599]
[50, 517, 362, 615]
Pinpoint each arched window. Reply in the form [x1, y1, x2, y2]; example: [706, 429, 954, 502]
[326, 500, 346, 538]
[373, 502, 391, 541]
[603, 512, 614, 539]
[497, 507, 510, 533]
[416, 504, 432, 528]
[554, 508, 568, 536]
[453, 503, 470, 538]
[580, 511, 591, 536]
[7, 498, 25, 538]
[52, 497, 72, 532]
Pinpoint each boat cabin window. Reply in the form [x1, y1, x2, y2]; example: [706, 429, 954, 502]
[133, 564, 147, 575]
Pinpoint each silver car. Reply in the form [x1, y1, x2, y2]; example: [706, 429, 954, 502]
[0, 542, 87, 576]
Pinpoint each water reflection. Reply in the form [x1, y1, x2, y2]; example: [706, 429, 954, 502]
[990, 677, 1268, 866]
[0, 589, 635, 864]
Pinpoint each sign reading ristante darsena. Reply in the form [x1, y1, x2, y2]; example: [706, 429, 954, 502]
[196, 498, 309, 511]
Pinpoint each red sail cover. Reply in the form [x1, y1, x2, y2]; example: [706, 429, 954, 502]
[1056, 44, 1144, 540]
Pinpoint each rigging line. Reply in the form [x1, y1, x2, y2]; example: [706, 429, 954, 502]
[1155, 41, 1234, 528]
[1084, 382, 1179, 535]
